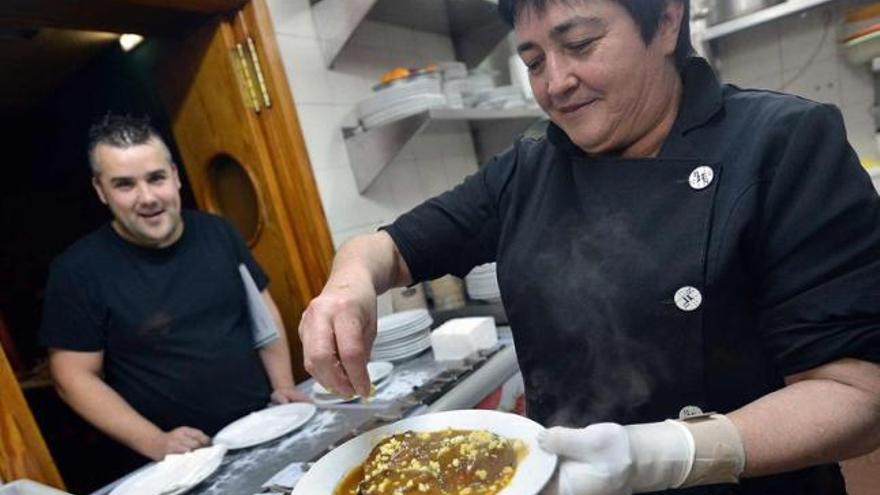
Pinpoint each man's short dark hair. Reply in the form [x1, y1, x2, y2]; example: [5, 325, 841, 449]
[87, 113, 170, 175]
[497, 0, 694, 69]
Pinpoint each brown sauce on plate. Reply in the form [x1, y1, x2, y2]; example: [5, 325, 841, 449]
[334, 429, 526, 495]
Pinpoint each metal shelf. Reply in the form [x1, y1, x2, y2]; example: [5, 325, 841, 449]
[427, 106, 545, 121]
[311, 0, 539, 193]
[702, 0, 836, 41]
[343, 106, 545, 192]
[311, 0, 508, 68]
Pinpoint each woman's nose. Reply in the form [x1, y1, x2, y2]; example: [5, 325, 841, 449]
[545, 56, 577, 98]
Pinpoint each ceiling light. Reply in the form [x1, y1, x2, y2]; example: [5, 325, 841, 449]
[119, 34, 144, 52]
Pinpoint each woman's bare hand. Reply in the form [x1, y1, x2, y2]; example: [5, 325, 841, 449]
[299, 277, 377, 398]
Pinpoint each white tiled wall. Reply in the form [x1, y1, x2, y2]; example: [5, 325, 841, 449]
[266, 0, 480, 249]
[267, 1, 880, 246]
[710, 4, 879, 163]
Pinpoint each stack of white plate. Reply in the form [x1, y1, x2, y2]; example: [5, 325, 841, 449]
[372, 309, 433, 362]
[357, 74, 446, 129]
[465, 263, 501, 301]
[473, 85, 529, 110]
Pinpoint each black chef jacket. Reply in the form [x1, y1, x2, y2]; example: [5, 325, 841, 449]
[385, 57, 880, 494]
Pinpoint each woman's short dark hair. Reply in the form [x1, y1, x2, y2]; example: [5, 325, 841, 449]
[497, 0, 694, 69]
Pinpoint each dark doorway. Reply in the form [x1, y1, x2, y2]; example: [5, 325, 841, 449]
[0, 28, 196, 493]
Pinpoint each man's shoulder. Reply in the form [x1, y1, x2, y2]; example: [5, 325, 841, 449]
[185, 209, 227, 227]
[183, 210, 249, 261]
[185, 209, 236, 240]
[53, 223, 113, 269]
[187, 209, 238, 231]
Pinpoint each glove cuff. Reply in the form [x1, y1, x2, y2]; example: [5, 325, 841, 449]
[624, 420, 694, 492]
[676, 414, 745, 487]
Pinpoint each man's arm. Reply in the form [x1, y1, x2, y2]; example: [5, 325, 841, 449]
[729, 357, 880, 476]
[48, 348, 209, 460]
[257, 289, 309, 403]
[299, 231, 412, 398]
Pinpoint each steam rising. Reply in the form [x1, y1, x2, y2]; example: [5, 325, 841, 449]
[508, 210, 674, 427]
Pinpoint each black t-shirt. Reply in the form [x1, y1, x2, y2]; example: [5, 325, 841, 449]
[386, 58, 879, 494]
[40, 210, 271, 435]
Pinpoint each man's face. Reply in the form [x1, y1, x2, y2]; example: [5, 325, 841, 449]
[91, 137, 183, 248]
[515, 0, 682, 154]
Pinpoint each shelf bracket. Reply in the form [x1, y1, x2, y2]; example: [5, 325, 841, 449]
[311, 0, 510, 69]
[702, 0, 836, 42]
[344, 112, 433, 192]
[343, 106, 545, 193]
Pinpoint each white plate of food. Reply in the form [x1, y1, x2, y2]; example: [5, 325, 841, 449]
[213, 402, 316, 450]
[109, 444, 226, 495]
[292, 409, 557, 495]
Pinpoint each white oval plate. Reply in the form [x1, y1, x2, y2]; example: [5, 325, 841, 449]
[213, 402, 316, 450]
[292, 409, 557, 495]
[312, 361, 394, 395]
[110, 444, 226, 495]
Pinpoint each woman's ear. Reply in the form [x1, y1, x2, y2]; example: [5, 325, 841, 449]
[657, 0, 685, 57]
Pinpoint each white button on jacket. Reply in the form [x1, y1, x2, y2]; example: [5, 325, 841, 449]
[674, 286, 702, 311]
[688, 166, 714, 190]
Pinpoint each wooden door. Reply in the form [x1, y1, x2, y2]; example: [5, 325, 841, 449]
[154, 0, 333, 381]
[0, 346, 64, 488]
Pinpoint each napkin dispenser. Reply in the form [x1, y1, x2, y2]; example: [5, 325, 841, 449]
[430, 317, 498, 362]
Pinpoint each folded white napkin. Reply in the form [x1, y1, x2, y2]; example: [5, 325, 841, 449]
[112, 444, 227, 495]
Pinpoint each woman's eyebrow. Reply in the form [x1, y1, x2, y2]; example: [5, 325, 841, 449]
[517, 15, 605, 53]
[550, 15, 604, 39]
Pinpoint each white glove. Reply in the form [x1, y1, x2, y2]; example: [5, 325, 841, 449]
[539, 421, 693, 495]
[539, 415, 744, 495]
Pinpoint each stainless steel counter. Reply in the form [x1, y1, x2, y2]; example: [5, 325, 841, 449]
[91, 329, 518, 495]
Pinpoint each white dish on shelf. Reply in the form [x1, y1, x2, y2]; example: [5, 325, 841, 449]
[357, 73, 442, 117]
[844, 29, 880, 65]
[213, 402, 316, 450]
[361, 93, 446, 129]
[375, 310, 431, 343]
[371, 335, 432, 362]
[291, 410, 557, 495]
[465, 262, 501, 300]
[372, 309, 434, 361]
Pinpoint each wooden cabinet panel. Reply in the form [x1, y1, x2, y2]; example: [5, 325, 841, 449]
[235, 0, 335, 295]
[155, 3, 332, 381]
[0, 0, 244, 34]
[125, 0, 245, 13]
[0, 347, 64, 488]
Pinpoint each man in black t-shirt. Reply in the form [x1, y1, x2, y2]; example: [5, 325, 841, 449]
[39, 115, 308, 464]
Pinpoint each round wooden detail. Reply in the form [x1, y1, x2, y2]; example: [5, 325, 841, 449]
[206, 153, 264, 246]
